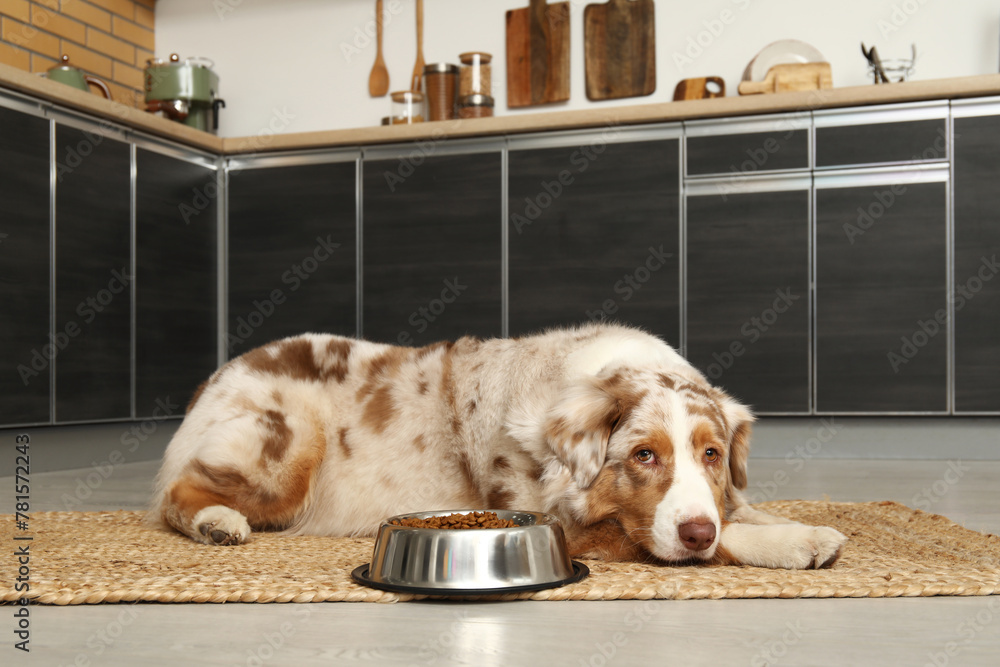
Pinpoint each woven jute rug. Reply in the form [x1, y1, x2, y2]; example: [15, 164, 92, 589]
[2, 500, 998, 605]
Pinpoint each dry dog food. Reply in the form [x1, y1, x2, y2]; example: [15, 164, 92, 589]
[390, 511, 519, 530]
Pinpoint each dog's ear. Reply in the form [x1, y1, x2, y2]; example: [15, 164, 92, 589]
[544, 376, 625, 489]
[712, 389, 754, 490]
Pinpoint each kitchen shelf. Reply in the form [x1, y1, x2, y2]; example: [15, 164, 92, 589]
[4, 62, 1000, 156]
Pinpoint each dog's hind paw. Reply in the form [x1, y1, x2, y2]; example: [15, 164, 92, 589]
[193, 505, 251, 546]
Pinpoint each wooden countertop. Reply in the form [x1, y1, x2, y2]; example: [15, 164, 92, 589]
[4, 62, 1000, 156]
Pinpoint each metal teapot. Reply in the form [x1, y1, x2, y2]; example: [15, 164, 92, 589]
[44, 55, 111, 99]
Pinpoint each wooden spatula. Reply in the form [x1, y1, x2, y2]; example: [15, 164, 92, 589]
[368, 0, 389, 96]
[410, 0, 425, 91]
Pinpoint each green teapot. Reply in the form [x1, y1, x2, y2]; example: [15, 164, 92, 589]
[45, 55, 111, 99]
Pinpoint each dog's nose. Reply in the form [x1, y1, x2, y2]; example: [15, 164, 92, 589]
[678, 518, 716, 551]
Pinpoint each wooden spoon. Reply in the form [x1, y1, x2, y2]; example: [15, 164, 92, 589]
[368, 0, 389, 97]
[410, 0, 425, 91]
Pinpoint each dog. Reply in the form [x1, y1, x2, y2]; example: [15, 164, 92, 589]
[151, 323, 847, 569]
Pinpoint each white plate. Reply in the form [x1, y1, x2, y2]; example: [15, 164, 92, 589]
[741, 39, 826, 82]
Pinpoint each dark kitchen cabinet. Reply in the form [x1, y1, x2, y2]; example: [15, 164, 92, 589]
[135, 148, 218, 418]
[362, 150, 502, 345]
[814, 176, 948, 413]
[53, 126, 132, 422]
[686, 130, 809, 177]
[507, 137, 680, 342]
[686, 186, 810, 413]
[0, 105, 51, 426]
[228, 160, 357, 356]
[953, 113, 1000, 412]
[815, 119, 947, 168]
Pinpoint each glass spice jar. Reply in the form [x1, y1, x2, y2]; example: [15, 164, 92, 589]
[458, 93, 494, 119]
[458, 51, 492, 97]
[423, 63, 459, 121]
[389, 90, 425, 124]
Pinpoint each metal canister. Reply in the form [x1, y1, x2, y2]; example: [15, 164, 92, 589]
[423, 63, 459, 121]
[144, 54, 225, 133]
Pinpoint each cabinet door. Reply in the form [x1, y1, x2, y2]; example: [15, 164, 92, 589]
[815, 119, 947, 168]
[0, 106, 51, 426]
[686, 188, 810, 413]
[54, 126, 131, 422]
[953, 115, 1000, 412]
[135, 149, 218, 418]
[228, 161, 356, 356]
[815, 178, 948, 413]
[508, 138, 680, 341]
[362, 151, 502, 345]
[686, 130, 808, 177]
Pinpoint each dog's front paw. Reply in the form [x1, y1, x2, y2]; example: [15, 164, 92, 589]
[793, 525, 847, 569]
[193, 505, 251, 546]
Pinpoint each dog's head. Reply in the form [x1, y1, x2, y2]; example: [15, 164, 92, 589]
[545, 367, 752, 562]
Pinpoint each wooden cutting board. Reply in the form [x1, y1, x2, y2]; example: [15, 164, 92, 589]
[506, 0, 570, 107]
[584, 0, 656, 101]
[737, 62, 833, 95]
[673, 76, 725, 101]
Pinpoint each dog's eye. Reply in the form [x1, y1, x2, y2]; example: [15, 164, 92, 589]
[704, 448, 719, 463]
[635, 449, 655, 464]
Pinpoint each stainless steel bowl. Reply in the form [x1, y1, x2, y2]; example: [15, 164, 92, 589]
[351, 509, 588, 595]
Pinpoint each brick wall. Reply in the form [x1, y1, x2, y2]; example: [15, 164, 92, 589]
[0, 0, 155, 107]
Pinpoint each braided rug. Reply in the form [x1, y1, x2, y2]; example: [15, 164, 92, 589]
[2, 500, 998, 605]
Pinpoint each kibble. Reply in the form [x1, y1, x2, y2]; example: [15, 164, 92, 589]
[390, 511, 519, 530]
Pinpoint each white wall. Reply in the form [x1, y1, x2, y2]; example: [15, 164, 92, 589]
[155, 0, 1000, 138]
